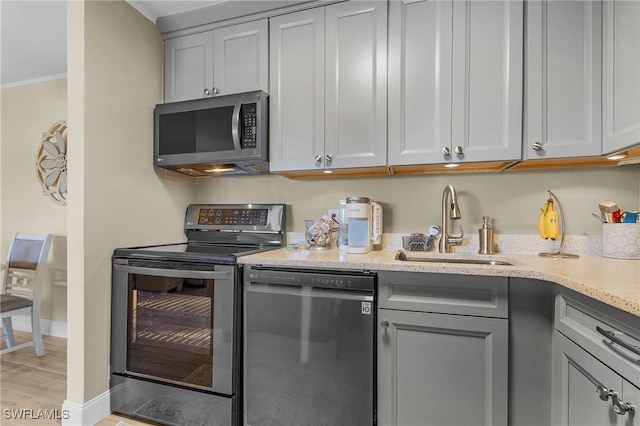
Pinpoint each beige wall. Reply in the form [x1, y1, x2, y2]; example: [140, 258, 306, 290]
[67, 0, 195, 405]
[197, 166, 640, 237]
[0, 78, 68, 324]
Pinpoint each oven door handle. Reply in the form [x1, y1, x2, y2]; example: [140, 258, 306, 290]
[114, 264, 232, 280]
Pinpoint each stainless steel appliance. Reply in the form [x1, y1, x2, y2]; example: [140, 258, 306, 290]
[243, 265, 376, 425]
[154, 90, 268, 176]
[110, 204, 285, 426]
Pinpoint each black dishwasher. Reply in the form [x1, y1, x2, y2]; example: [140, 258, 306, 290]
[243, 265, 376, 426]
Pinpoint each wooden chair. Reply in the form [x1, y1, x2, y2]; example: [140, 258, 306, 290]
[0, 233, 52, 357]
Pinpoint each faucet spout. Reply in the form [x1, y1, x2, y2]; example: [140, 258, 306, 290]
[439, 185, 464, 253]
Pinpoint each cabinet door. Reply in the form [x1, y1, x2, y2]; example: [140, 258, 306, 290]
[269, 8, 325, 172]
[164, 31, 214, 103]
[621, 380, 640, 426]
[388, 0, 453, 166]
[378, 309, 508, 426]
[525, 0, 602, 159]
[213, 19, 268, 96]
[552, 331, 637, 426]
[451, 0, 523, 163]
[325, 1, 387, 169]
[603, 0, 640, 154]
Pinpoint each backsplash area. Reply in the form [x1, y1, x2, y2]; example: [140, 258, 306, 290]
[287, 232, 604, 256]
[198, 165, 640, 238]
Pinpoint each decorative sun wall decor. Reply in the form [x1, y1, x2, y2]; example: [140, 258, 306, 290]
[36, 120, 67, 206]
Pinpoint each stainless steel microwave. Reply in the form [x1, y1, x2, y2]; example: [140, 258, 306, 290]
[154, 90, 268, 176]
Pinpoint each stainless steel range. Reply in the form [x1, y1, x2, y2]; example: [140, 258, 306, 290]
[110, 204, 285, 426]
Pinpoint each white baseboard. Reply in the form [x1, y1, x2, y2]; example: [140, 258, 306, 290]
[62, 390, 111, 426]
[8, 315, 67, 338]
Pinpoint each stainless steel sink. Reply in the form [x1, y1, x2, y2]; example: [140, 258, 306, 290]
[394, 250, 513, 266]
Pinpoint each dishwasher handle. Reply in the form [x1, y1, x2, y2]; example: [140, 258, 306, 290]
[246, 281, 374, 302]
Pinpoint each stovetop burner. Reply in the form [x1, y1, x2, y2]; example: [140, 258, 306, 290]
[113, 242, 278, 265]
[113, 204, 286, 265]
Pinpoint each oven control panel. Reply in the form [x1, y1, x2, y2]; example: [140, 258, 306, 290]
[184, 203, 286, 234]
[197, 208, 267, 226]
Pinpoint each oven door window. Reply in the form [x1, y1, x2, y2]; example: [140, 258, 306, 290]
[127, 274, 215, 389]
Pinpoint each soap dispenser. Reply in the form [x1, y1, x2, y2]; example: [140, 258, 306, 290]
[478, 216, 495, 254]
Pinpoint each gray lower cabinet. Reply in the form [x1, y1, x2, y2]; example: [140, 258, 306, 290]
[377, 272, 508, 426]
[552, 288, 640, 426]
[553, 332, 639, 426]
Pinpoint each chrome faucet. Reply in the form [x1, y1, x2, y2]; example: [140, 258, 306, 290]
[439, 184, 464, 253]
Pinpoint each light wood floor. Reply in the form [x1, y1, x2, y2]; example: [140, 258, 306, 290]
[1, 330, 154, 426]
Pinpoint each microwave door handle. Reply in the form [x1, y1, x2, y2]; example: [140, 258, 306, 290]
[231, 101, 241, 152]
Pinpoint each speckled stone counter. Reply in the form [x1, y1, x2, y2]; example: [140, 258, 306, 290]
[239, 248, 640, 317]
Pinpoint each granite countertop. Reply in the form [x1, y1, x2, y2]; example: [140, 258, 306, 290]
[239, 247, 640, 317]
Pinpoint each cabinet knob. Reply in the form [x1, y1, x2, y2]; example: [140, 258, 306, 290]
[315, 155, 322, 163]
[532, 142, 544, 151]
[203, 88, 220, 97]
[454, 146, 464, 155]
[325, 154, 333, 164]
[380, 319, 389, 328]
[442, 147, 451, 156]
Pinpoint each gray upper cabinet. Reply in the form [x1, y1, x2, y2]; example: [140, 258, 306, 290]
[212, 20, 268, 97]
[388, 0, 523, 166]
[602, 0, 640, 154]
[164, 32, 214, 103]
[525, 0, 602, 159]
[324, 1, 387, 170]
[269, 8, 325, 172]
[269, 1, 387, 172]
[163, 20, 268, 103]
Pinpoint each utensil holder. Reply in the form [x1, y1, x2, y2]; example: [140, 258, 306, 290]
[602, 223, 640, 259]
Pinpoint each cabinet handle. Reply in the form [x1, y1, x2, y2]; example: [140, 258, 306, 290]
[596, 384, 610, 401]
[212, 87, 220, 95]
[442, 147, 451, 156]
[454, 146, 464, 155]
[610, 392, 636, 416]
[532, 142, 544, 151]
[596, 326, 640, 356]
[325, 154, 333, 164]
[203, 88, 212, 96]
[314, 155, 322, 164]
[380, 319, 389, 328]
[570, 357, 636, 417]
[203, 88, 220, 97]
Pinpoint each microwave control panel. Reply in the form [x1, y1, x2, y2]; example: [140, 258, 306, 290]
[241, 103, 258, 149]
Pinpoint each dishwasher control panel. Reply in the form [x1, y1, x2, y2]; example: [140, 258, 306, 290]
[245, 266, 375, 291]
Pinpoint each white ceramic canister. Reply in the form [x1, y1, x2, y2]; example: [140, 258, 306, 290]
[346, 197, 373, 254]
